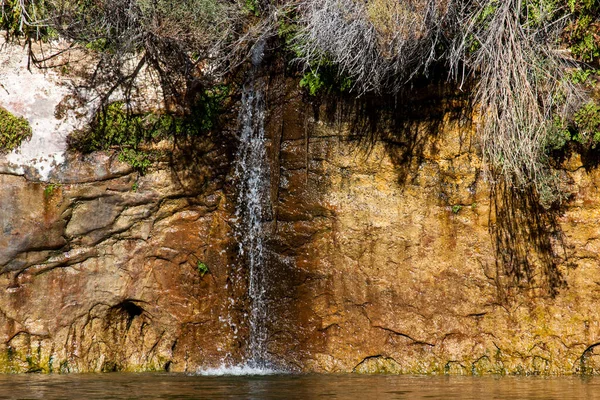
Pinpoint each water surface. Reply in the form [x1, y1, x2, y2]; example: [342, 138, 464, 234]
[0, 373, 599, 399]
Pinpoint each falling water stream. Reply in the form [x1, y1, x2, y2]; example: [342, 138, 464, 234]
[234, 80, 271, 368]
[228, 40, 274, 372]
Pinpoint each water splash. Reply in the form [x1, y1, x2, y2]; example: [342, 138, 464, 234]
[232, 40, 273, 369]
[196, 365, 278, 376]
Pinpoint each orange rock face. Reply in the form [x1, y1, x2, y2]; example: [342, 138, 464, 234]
[258, 78, 600, 374]
[0, 76, 599, 374]
[0, 147, 248, 372]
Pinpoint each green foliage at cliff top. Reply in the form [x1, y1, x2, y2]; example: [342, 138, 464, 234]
[0, 107, 32, 153]
[2, 0, 599, 206]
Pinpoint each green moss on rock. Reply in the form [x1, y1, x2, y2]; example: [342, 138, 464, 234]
[0, 107, 32, 153]
[353, 356, 403, 374]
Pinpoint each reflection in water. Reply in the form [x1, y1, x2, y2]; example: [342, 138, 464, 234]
[0, 373, 598, 399]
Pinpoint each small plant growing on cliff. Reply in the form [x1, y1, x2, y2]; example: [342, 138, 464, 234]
[118, 149, 152, 174]
[452, 205, 462, 214]
[299, 68, 353, 96]
[68, 102, 164, 173]
[197, 261, 209, 277]
[0, 107, 32, 153]
[44, 183, 60, 198]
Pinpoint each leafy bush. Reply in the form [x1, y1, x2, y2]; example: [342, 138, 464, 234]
[67, 101, 161, 172]
[68, 83, 230, 172]
[68, 102, 161, 152]
[563, 0, 600, 62]
[299, 65, 352, 96]
[0, 107, 32, 153]
[573, 102, 600, 146]
[0, 0, 51, 39]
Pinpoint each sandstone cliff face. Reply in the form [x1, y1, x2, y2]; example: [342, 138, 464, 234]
[0, 42, 247, 373]
[1, 59, 600, 374]
[0, 147, 249, 372]
[259, 78, 600, 375]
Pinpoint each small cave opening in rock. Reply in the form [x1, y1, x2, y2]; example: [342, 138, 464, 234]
[111, 300, 144, 330]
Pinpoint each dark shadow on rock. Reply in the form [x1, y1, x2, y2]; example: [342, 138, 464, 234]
[489, 179, 570, 298]
[578, 342, 600, 375]
[167, 132, 234, 199]
[315, 77, 473, 188]
[574, 144, 600, 173]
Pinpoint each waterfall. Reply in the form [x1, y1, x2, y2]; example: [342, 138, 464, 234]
[235, 86, 271, 368]
[196, 41, 275, 376]
[234, 40, 273, 369]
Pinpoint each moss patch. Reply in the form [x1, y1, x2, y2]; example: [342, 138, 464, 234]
[67, 84, 230, 173]
[0, 107, 32, 153]
[353, 356, 403, 374]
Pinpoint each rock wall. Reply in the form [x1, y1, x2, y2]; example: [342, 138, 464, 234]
[259, 76, 600, 375]
[0, 146, 249, 372]
[0, 41, 246, 373]
[2, 53, 600, 374]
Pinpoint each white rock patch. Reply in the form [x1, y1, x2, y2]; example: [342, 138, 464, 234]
[0, 38, 81, 181]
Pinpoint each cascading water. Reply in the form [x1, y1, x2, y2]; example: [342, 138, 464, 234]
[234, 40, 276, 372]
[234, 76, 272, 368]
[197, 41, 276, 376]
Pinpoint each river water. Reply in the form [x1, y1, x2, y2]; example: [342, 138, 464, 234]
[1, 373, 600, 399]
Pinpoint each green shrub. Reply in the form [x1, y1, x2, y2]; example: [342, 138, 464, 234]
[545, 116, 572, 151]
[0, 107, 32, 152]
[299, 68, 352, 96]
[573, 101, 600, 146]
[564, 0, 600, 62]
[68, 83, 230, 172]
[296, 48, 354, 97]
[0, 0, 51, 39]
[118, 149, 152, 174]
[245, 0, 259, 16]
[70, 102, 152, 144]
[67, 101, 168, 173]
